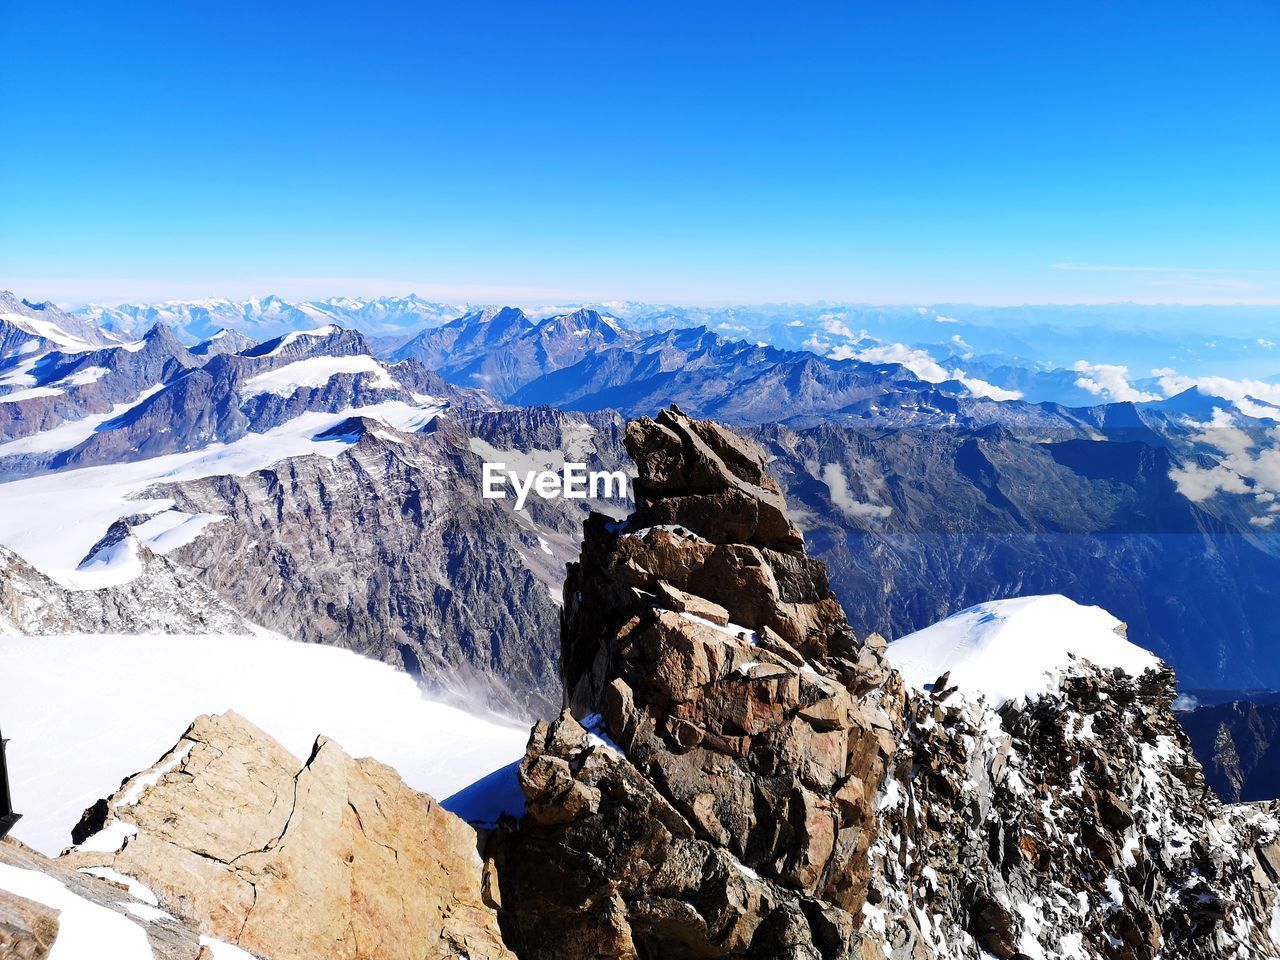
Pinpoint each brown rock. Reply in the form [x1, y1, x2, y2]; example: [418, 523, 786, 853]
[500, 408, 900, 958]
[656, 581, 730, 625]
[63, 712, 514, 960]
[0, 888, 59, 960]
[627, 408, 804, 552]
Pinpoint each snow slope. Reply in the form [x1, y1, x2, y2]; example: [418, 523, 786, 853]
[240, 354, 397, 396]
[886, 594, 1160, 708]
[0, 861, 154, 958]
[0, 629, 529, 856]
[1, 311, 95, 352]
[0, 386, 165, 457]
[0, 398, 444, 586]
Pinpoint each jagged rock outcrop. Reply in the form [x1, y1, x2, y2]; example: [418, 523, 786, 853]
[867, 663, 1280, 958]
[64, 711, 514, 960]
[495, 406, 902, 958]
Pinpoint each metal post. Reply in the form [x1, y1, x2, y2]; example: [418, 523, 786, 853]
[0, 726, 19, 839]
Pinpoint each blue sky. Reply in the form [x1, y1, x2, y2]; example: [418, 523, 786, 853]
[1, 0, 1277, 306]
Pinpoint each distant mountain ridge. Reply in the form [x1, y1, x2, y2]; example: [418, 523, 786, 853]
[1179, 697, 1280, 802]
[392, 305, 637, 396]
[77, 293, 471, 343]
[6, 291, 1280, 708]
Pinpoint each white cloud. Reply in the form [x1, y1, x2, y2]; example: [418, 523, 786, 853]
[786, 319, 805, 327]
[1259, 338, 1276, 348]
[934, 314, 960, 324]
[827, 341, 1020, 401]
[953, 371, 1022, 401]
[843, 343, 949, 383]
[1170, 461, 1251, 501]
[949, 333, 974, 358]
[804, 334, 832, 354]
[717, 322, 750, 332]
[820, 463, 892, 521]
[1156, 371, 1280, 411]
[1170, 409, 1280, 506]
[818, 312, 853, 339]
[1071, 361, 1160, 403]
[1235, 397, 1280, 421]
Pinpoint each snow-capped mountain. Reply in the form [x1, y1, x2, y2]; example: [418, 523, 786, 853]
[392, 306, 637, 397]
[0, 306, 632, 717]
[7, 290, 1280, 706]
[77, 294, 470, 344]
[0, 292, 119, 354]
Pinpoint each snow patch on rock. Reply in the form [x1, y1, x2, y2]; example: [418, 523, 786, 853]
[241, 354, 397, 396]
[887, 594, 1159, 708]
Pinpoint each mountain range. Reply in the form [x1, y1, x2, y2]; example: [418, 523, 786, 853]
[4, 408, 1279, 959]
[4, 291, 1280, 707]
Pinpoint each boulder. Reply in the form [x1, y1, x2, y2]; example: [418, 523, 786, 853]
[63, 712, 514, 960]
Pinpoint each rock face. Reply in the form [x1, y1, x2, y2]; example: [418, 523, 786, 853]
[496, 406, 902, 958]
[0, 884, 58, 960]
[1179, 698, 1280, 803]
[159, 407, 630, 718]
[65, 711, 514, 960]
[868, 664, 1280, 958]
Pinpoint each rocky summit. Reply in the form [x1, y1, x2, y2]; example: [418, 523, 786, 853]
[493, 406, 904, 958]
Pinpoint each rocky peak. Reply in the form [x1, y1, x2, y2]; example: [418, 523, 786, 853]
[240, 324, 370, 362]
[626, 405, 804, 552]
[140, 323, 187, 354]
[497, 406, 901, 957]
[189, 328, 255, 358]
[64, 711, 514, 960]
[560, 406, 871, 720]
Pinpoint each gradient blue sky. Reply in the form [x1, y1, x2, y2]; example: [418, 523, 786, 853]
[2, 1, 1277, 306]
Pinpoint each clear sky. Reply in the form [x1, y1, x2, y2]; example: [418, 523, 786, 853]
[1, 1, 1277, 306]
